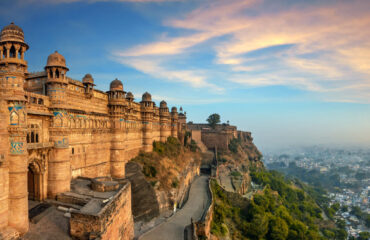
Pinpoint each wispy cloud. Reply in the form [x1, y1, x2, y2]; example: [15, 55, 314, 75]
[114, 56, 224, 92]
[113, 0, 370, 102]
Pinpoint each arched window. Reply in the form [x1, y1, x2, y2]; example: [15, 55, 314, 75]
[27, 133, 30, 143]
[10, 111, 18, 125]
[35, 134, 39, 143]
[72, 148, 74, 154]
[31, 132, 35, 143]
[55, 69, 60, 78]
[9, 45, 16, 58]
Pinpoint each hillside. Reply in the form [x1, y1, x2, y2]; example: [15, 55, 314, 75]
[210, 168, 345, 240]
[126, 137, 202, 222]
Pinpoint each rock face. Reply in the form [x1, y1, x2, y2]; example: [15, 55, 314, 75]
[125, 162, 160, 221]
[125, 157, 200, 222]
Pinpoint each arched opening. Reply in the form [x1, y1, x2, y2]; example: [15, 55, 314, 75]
[9, 45, 16, 58]
[27, 161, 44, 201]
[27, 133, 30, 143]
[31, 132, 35, 143]
[55, 69, 60, 78]
[28, 165, 36, 200]
[10, 111, 18, 125]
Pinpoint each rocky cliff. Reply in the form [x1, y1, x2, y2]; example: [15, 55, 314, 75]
[216, 131, 263, 195]
[125, 137, 201, 223]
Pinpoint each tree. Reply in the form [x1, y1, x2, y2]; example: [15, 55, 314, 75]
[247, 214, 269, 239]
[267, 217, 289, 240]
[358, 232, 370, 240]
[206, 113, 220, 129]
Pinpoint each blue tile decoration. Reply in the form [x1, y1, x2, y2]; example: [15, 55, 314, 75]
[10, 141, 24, 154]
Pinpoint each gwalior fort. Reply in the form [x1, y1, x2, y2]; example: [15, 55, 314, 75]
[0, 23, 261, 240]
[0, 22, 188, 239]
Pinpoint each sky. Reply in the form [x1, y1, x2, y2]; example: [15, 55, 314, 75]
[1, 0, 370, 151]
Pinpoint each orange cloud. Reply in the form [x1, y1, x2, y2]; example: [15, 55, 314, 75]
[116, 0, 370, 102]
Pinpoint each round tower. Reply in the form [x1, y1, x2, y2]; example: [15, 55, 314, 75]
[0, 22, 29, 233]
[44, 51, 71, 198]
[82, 73, 95, 97]
[141, 92, 153, 152]
[171, 107, 178, 138]
[45, 51, 69, 108]
[107, 78, 127, 178]
[159, 100, 170, 142]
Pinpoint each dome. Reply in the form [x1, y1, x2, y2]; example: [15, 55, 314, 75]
[46, 51, 68, 69]
[0, 22, 27, 46]
[142, 92, 152, 102]
[171, 107, 177, 113]
[126, 92, 134, 100]
[160, 100, 167, 108]
[110, 78, 123, 91]
[82, 73, 94, 84]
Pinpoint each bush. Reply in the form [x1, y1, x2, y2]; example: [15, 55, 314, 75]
[228, 138, 241, 153]
[171, 178, 179, 188]
[143, 165, 157, 178]
[230, 171, 242, 177]
[189, 139, 198, 152]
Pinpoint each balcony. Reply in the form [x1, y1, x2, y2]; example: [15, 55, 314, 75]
[27, 142, 54, 150]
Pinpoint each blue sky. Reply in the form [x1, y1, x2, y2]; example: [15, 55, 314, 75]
[1, 0, 370, 151]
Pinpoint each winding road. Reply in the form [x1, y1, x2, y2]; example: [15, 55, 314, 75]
[140, 175, 209, 240]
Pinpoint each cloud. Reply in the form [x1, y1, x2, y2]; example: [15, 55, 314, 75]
[114, 56, 224, 92]
[114, 0, 370, 102]
[22, 0, 180, 3]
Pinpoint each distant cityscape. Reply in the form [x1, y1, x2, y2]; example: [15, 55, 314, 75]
[263, 146, 370, 239]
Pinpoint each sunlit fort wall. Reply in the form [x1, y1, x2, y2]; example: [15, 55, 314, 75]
[0, 23, 186, 235]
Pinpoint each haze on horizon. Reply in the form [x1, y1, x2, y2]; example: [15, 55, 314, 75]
[1, 0, 369, 151]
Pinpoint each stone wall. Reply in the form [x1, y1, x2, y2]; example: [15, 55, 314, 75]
[195, 178, 213, 239]
[201, 130, 230, 150]
[70, 181, 134, 240]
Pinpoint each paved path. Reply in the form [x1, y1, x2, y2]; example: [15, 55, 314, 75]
[140, 175, 209, 240]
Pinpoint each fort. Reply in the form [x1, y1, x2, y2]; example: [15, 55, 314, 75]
[0, 23, 186, 239]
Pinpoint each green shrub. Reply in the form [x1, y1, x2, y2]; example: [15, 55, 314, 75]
[230, 171, 242, 177]
[143, 165, 157, 178]
[228, 138, 241, 153]
[171, 178, 179, 188]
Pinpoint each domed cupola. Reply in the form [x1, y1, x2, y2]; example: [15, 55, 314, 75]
[126, 92, 134, 102]
[110, 78, 123, 91]
[46, 51, 68, 70]
[82, 73, 95, 95]
[0, 22, 28, 47]
[45, 51, 68, 81]
[82, 73, 94, 85]
[142, 92, 152, 102]
[160, 100, 167, 108]
[171, 106, 177, 113]
[0, 22, 29, 64]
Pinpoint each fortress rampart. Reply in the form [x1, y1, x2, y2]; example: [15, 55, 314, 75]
[0, 22, 186, 237]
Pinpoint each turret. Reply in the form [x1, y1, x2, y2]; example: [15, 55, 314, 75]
[171, 107, 178, 138]
[82, 73, 95, 97]
[107, 78, 126, 120]
[159, 100, 170, 142]
[44, 51, 71, 198]
[0, 22, 29, 233]
[45, 51, 69, 108]
[141, 92, 153, 152]
[107, 78, 127, 178]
